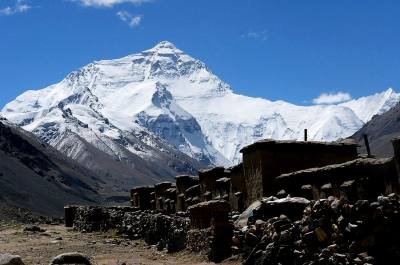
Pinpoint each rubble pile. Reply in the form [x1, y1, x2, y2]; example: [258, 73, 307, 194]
[237, 194, 400, 265]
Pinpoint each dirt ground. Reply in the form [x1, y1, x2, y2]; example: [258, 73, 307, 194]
[0, 223, 241, 265]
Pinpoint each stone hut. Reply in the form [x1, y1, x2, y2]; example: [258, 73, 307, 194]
[199, 167, 226, 202]
[175, 175, 199, 212]
[130, 186, 154, 210]
[154, 182, 173, 212]
[240, 139, 359, 206]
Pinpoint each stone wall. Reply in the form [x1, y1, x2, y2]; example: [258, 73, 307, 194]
[67, 205, 190, 253]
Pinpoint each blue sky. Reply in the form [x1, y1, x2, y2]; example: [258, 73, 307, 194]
[1, 0, 400, 108]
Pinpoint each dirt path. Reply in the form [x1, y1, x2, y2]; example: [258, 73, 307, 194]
[0, 223, 240, 265]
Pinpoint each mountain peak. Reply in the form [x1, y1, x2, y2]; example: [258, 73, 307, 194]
[149, 41, 179, 52]
[385, 87, 395, 96]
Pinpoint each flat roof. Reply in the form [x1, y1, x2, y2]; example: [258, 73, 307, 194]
[198, 166, 225, 174]
[276, 157, 391, 182]
[240, 138, 358, 153]
[228, 162, 243, 171]
[175, 175, 199, 181]
[131, 185, 154, 191]
[154, 182, 174, 188]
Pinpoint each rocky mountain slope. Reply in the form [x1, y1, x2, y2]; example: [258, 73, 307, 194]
[351, 103, 400, 157]
[2, 41, 399, 169]
[0, 117, 101, 216]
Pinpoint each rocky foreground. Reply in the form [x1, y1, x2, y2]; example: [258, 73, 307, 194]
[2, 194, 400, 265]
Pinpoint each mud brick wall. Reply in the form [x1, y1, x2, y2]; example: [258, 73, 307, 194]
[241, 140, 359, 206]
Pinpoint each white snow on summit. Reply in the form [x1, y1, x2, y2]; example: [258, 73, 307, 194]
[2, 41, 399, 166]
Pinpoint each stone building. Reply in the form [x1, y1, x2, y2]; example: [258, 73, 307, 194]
[154, 182, 174, 212]
[130, 186, 154, 210]
[175, 175, 199, 212]
[275, 137, 400, 201]
[240, 139, 359, 206]
[276, 157, 399, 201]
[164, 186, 177, 214]
[198, 167, 225, 202]
[229, 163, 246, 212]
[185, 184, 200, 207]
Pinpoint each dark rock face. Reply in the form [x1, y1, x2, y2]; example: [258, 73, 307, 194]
[237, 194, 400, 265]
[0, 120, 101, 217]
[351, 103, 400, 157]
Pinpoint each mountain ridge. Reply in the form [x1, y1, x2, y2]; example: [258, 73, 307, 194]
[2, 41, 399, 171]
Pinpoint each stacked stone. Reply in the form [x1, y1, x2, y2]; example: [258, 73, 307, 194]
[237, 194, 400, 265]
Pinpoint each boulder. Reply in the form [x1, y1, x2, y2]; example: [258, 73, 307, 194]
[0, 254, 24, 265]
[23, 225, 46, 233]
[50, 252, 91, 265]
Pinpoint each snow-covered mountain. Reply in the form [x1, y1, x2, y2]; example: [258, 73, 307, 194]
[2, 41, 399, 168]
